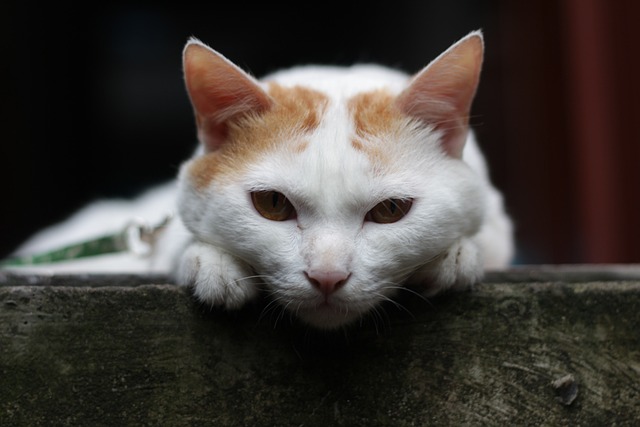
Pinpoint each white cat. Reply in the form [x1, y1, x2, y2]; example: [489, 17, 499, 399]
[9, 31, 513, 329]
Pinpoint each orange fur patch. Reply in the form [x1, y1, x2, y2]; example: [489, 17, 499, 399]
[186, 152, 222, 190]
[294, 141, 310, 153]
[350, 138, 365, 152]
[348, 89, 402, 138]
[267, 83, 327, 133]
[187, 83, 328, 189]
[348, 89, 407, 166]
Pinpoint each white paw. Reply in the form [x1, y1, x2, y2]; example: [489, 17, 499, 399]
[176, 242, 259, 309]
[410, 238, 483, 297]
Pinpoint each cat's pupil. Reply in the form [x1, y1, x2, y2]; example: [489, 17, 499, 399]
[272, 192, 279, 208]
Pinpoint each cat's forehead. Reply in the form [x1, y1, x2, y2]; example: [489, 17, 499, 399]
[184, 80, 431, 193]
[247, 88, 434, 209]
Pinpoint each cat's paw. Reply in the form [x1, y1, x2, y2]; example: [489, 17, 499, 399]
[410, 238, 483, 297]
[176, 242, 259, 309]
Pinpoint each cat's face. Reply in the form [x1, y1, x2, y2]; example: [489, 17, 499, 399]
[179, 34, 485, 328]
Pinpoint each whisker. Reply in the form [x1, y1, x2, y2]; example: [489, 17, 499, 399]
[229, 274, 270, 288]
[391, 285, 434, 308]
[379, 253, 444, 283]
[370, 290, 418, 322]
[364, 301, 390, 335]
[258, 296, 285, 325]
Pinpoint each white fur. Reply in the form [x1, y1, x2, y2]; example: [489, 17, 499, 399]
[7, 38, 513, 329]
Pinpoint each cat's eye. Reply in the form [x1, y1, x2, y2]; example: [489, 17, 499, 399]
[366, 198, 413, 224]
[251, 191, 296, 221]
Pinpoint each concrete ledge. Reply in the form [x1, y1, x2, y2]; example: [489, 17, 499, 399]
[1, 267, 639, 425]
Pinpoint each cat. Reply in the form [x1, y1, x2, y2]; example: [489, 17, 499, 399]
[9, 31, 513, 329]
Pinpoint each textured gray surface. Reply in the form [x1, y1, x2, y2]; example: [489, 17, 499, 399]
[1, 270, 639, 426]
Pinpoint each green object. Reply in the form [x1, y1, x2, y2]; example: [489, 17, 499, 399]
[0, 216, 172, 267]
[0, 233, 128, 267]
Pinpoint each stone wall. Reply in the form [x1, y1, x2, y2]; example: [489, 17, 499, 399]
[1, 268, 639, 425]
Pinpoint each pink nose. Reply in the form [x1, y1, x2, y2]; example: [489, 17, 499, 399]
[305, 270, 350, 295]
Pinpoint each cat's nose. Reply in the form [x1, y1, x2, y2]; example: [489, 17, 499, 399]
[304, 270, 350, 296]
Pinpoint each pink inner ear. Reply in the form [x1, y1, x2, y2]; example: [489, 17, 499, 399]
[183, 41, 272, 151]
[395, 32, 484, 158]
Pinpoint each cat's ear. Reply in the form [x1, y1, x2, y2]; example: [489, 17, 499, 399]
[396, 31, 483, 159]
[183, 38, 272, 151]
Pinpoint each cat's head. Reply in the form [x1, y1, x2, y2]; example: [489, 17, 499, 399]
[178, 32, 486, 329]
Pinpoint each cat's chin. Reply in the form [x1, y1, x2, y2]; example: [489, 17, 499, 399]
[294, 303, 364, 330]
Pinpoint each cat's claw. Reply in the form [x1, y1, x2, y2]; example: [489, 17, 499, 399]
[410, 237, 483, 297]
[176, 242, 259, 309]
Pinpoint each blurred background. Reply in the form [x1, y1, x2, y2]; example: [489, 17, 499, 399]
[1, 0, 639, 264]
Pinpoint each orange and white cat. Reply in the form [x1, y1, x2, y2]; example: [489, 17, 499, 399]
[12, 31, 513, 329]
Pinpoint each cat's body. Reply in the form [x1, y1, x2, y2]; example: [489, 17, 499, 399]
[10, 32, 513, 329]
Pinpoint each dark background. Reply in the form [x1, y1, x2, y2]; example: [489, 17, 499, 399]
[2, 1, 639, 264]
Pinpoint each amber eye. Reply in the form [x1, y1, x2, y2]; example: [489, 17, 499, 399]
[367, 198, 412, 224]
[251, 191, 296, 221]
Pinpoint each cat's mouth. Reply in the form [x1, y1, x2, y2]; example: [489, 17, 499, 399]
[290, 296, 368, 329]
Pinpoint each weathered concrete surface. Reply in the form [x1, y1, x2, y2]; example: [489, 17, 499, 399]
[1, 269, 639, 426]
